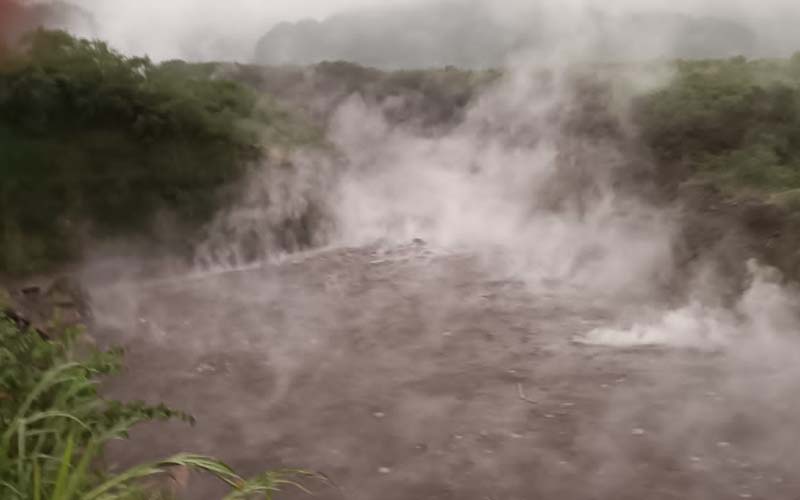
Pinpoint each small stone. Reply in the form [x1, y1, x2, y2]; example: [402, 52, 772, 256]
[716, 441, 732, 448]
[442, 331, 453, 337]
[373, 412, 386, 419]
[632, 428, 646, 436]
[690, 456, 702, 463]
[454, 434, 464, 440]
[378, 467, 391, 474]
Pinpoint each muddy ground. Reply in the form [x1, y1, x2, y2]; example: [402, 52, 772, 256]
[83, 241, 800, 500]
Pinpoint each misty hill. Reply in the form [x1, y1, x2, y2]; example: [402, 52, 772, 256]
[254, 1, 759, 68]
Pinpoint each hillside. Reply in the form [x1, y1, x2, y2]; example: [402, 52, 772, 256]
[254, 1, 760, 68]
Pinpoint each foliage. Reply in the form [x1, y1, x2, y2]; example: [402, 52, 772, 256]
[0, 313, 314, 499]
[0, 30, 319, 275]
[635, 55, 800, 197]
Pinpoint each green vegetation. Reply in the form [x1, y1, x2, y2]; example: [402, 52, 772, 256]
[4, 29, 800, 275]
[636, 54, 800, 201]
[0, 313, 314, 499]
[0, 30, 319, 275]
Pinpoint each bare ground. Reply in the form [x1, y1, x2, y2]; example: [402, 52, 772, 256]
[89, 243, 800, 500]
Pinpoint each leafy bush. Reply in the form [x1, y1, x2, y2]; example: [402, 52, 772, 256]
[0, 30, 319, 275]
[0, 313, 313, 499]
[635, 56, 800, 196]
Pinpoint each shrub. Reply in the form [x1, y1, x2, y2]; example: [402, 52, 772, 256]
[0, 314, 314, 499]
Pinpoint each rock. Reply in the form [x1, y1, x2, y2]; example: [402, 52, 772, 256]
[1, 307, 49, 339]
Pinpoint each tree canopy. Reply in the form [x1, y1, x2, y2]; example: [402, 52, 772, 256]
[0, 30, 287, 274]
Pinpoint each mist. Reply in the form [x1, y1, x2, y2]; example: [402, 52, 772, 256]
[65, 0, 403, 61]
[49, 0, 800, 64]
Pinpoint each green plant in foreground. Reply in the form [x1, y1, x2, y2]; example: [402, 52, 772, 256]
[0, 314, 314, 499]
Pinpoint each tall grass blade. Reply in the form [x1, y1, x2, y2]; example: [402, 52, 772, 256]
[52, 432, 75, 500]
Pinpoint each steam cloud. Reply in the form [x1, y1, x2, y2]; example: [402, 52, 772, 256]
[64, 1, 800, 498]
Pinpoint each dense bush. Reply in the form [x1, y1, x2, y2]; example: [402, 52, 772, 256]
[0, 30, 317, 275]
[635, 54, 800, 196]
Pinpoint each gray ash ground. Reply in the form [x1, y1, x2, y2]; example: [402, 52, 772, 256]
[90, 243, 800, 500]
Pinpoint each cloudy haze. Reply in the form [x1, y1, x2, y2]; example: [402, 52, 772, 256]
[68, 0, 398, 60]
[60, 0, 800, 63]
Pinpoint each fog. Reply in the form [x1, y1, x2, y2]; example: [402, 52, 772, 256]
[59, 0, 800, 63]
[66, 0, 401, 61]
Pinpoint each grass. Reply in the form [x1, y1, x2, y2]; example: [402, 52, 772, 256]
[0, 313, 316, 499]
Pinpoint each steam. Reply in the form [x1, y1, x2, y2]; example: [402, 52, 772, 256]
[327, 65, 676, 298]
[194, 149, 336, 269]
[60, 1, 800, 498]
[576, 261, 800, 350]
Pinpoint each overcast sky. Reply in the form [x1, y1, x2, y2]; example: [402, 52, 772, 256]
[66, 0, 800, 62]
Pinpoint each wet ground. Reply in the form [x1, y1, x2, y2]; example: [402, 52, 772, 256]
[89, 243, 800, 500]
